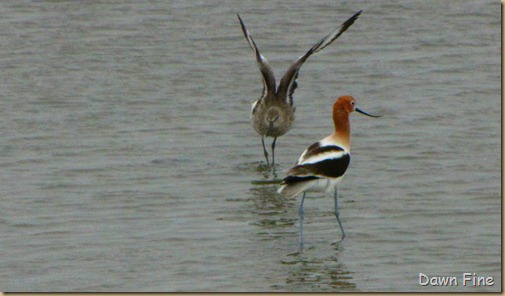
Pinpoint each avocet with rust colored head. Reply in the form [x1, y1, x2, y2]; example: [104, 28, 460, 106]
[278, 95, 381, 249]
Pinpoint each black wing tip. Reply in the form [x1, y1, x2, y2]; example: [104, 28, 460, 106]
[343, 10, 363, 26]
[281, 175, 319, 186]
[237, 13, 251, 42]
[353, 10, 363, 19]
[237, 13, 245, 25]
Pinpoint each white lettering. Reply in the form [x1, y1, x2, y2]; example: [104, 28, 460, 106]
[462, 272, 472, 286]
[486, 277, 495, 286]
[462, 272, 495, 286]
[419, 273, 429, 286]
[419, 273, 458, 286]
[420, 272, 495, 287]
[440, 276, 458, 286]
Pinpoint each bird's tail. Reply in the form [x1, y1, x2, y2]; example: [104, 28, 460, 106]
[277, 176, 317, 199]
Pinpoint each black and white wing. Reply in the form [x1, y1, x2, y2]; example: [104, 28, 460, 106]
[278, 143, 350, 197]
[290, 143, 350, 179]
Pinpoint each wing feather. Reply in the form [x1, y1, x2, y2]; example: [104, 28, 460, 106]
[289, 144, 350, 178]
[277, 10, 363, 102]
[237, 14, 277, 96]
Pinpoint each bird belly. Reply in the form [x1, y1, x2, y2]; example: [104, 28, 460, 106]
[251, 105, 294, 137]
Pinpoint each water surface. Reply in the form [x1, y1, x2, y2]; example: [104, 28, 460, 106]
[0, 0, 500, 292]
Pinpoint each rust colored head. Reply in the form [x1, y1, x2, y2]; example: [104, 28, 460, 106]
[333, 95, 357, 115]
[330, 95, 381, 151]
[333, 95, 381, 118]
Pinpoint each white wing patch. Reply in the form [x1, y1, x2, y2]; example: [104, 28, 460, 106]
[299, 150, 347, 165]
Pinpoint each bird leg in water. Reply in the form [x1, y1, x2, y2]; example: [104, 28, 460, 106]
[334, 187, 345, 239]
[299, 192, 307, 250]
[271, 137, 277, 166]
[261, 137, 270, 166]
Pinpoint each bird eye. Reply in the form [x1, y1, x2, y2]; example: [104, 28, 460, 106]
[351, 101, 355, 105]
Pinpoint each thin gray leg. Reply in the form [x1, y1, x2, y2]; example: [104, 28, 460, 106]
[299, 192, 306, 250]
[271, 137, 277, 166]
[261, 137, 269, 165]
[334, 187, 346, 239]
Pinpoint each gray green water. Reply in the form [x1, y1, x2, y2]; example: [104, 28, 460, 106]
[0, 0, 500, 292]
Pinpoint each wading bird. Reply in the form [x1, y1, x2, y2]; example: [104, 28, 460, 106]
[278, 95, 380, 249]
[237, 11, 362, 166]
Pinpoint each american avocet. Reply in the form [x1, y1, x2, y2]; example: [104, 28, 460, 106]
[278, 95, 380, 248]
[237, 11, 362, 167]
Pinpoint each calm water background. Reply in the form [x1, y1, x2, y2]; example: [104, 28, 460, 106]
[0, 0, 500, 292]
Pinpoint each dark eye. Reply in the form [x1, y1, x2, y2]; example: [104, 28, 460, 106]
[351, 101, 355, 105]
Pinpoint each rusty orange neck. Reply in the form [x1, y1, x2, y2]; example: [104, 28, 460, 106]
[332, 109, 351, 151]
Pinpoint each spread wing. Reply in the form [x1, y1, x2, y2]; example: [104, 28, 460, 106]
[238, 13, 276, 96]
[277, 10, 363, 105]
